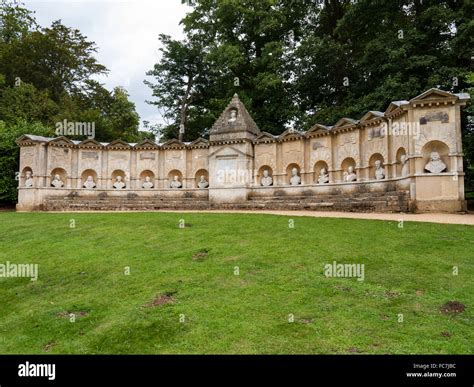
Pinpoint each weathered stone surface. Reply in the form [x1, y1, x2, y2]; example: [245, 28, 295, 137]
[16, 89, 469, 213]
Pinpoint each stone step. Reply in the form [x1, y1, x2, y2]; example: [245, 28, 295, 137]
[46, 196, 208, 202]
[249, 192, 408, 200]
[43, 191, 409, 213]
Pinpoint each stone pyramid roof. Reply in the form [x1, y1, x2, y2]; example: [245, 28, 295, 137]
[210, 94, 260, 140]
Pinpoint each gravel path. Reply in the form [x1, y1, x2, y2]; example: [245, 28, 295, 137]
[156, 210, 474, 225]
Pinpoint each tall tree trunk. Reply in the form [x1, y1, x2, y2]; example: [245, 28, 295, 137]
[179, 75, 193, 142]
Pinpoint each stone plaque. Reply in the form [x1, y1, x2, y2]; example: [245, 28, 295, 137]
[420, 111, 449, 125]
[82, 151, 99, 160]
[111, 153, 128, 160]
[140, 152, 156, 160]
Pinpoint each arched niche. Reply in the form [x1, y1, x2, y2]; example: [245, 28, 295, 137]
[286, 163, 301, 185]
[111, 169, 126, 188]
[421, 140, 450, 173]
[139, 170, 155, 189]
[341, 157, 357, 182]
[50, 167, 67, 188]
[194, 169, 209, 188]
[368, 153, 384, 180]
[341, 157, 356, 172]
[396, 147, 407, 176]
[21, 167, 33, 187]
[314, 161, 329, 183]
[81, 169, 98, 188]
[168, 169, 183, 188]
[257, 165, 273, 186]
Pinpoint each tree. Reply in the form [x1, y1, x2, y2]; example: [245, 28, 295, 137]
[0, 0, 37, 44]
[0, 81, 58, 124]
[145, 34, 210, 141]
[462, 72, 474, 192]
[292, 0, 473, 127]
[147, 0, 313, 139]
[0, 2, 144, 204]
[0, 20, 108, 102]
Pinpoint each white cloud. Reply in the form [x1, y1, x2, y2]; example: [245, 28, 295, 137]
[24, 0, 190, 129]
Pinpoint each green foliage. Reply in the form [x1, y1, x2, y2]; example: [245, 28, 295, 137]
[0, 81, 59, 123]
[149, 0, 473, 188]
[0, 19, 108, 102]
[146, 0, 311, 139]
[462, 72, 474, 191]
[0, 119, 52, 202]
[0, 2, 144, 203]
[145, 34, 213, 141]
[0, 0, 37, 44]
[292, 0, 472, 127]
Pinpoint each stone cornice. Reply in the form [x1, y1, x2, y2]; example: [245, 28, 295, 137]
[209, 138, 253, 146]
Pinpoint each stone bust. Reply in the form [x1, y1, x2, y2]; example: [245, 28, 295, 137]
[289, 167, 301, 185]
[170, 175, 182, 189]
[343, 166, 357, 182]
[113, 176, 126, 189]
[51, 174, 64, 188]
[83, 176, 96, 189]
[261, 169, 273, 186]
[24, 171, 33, 187]
[317, 168, 329, 184]
[425, 151, 447, 173]
[228, 109, 237, 123]
[198, 175, 209, 189]
[142, 176, 154, 189]
[400, 154, 409, 177]
[374, 160, 385, 180]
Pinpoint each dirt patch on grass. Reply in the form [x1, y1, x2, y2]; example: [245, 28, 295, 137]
[385, 291, 401, 298]
[440, 301, 465, 314]
[299, 318, 313, 324]
[42, 342, 55, 352]
[416, 290, 424, 296]
[192, 249, 209, 261]
[347, 347, 362, 353]
[144, 293, 175, 307]
[441, 331, 451, 337]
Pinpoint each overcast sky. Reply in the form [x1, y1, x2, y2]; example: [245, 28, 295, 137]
[24, 0, 190, 129]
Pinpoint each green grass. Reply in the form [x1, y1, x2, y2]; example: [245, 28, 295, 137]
[0, 212, 472, 354]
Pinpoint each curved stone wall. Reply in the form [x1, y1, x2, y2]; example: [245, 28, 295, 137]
[16, 88, 469, 212]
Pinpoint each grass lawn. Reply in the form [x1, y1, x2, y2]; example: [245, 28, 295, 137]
[0, 212, 472, 354]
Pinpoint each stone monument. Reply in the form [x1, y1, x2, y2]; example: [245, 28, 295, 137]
[425, 151, 447, 173]
[290, 168, 301, 185]
[343, 166, 357, 182]
[261, 169, 273, 186]
[51, 174, 64, 188]
[113, 176, 126, 189]
[317, 168, 329, 184]
[198, 175, 209, 189]
[374, 160, 385, 180]
[83, 176, 96, 189]
[170, 175, 182, 189]
[142, 176, 154, 189]
[15, 88, 470, 213]
[24, 171, 33, 187]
